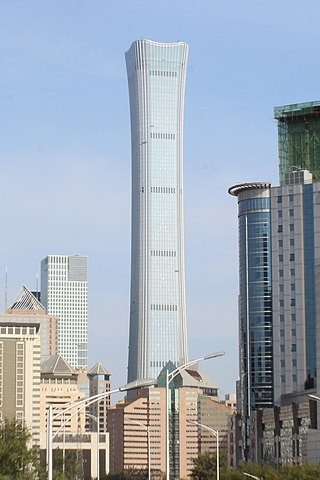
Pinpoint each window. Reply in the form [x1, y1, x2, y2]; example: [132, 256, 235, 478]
[279, 239, 283, 247]
[277, 195, 282, 203]
[279, 254, 283, 262]
[278, 225, 283, 233]
[290, 254, 295, 261]
[278, 210, 283, 218]
[290, 224, 294, 232]
[291, 344, 296, 352]
[289, 209, 294, 217]
[291, 298, 296, 306]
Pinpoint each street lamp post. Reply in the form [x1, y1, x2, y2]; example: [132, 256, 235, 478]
[243, 473, 262, 480]
[46, 378, 156, 480]
[126, 418, 151, 480]
[86, 413, 100, 480]
[188, 420, 219, 480]
[165, 352, 225, 480]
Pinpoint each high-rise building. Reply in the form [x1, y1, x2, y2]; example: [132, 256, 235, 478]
[125, 39, 189, 382]
[41, 255, 88, 369]
[229, 162, 320, 460]
[229, 100, 320, 462]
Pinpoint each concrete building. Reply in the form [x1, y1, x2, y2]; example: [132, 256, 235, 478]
[108, 379, 233, 479]
[87, 362, 111, 433]
[41, 255, 88, 370]
[228, 100, 320, 463]
[40, 355, 109, 479]
[125, 40, 189, 382]
[0, 321, 41, 446]
[3, 285, 57, 362]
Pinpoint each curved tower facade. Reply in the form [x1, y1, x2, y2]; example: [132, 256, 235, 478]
[126, 40, 188, 382]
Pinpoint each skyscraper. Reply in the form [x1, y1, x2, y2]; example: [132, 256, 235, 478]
[125, 40, 189, 382]
[41, 255, 88, 369]
[229, 100, 320, 461]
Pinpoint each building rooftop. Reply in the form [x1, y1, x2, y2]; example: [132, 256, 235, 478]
[274, 100, 320, 120]
[8, 285, 45, 312]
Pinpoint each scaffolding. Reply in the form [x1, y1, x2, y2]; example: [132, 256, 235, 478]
[274, 100, 320, 184]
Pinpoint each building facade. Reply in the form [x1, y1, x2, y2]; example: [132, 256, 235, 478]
[3, 285, 58, 362]
[125, 40, 189, 382]
[0, 322, 41, 446]
[41, 255, 88, 369]
[108, 384, 233, 479]
[229, 169, 320, 460]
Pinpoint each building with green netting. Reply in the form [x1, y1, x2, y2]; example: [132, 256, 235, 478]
[274, 100, 320, 184]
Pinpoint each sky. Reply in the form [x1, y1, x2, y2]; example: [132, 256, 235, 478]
[1, 0, 320, 397]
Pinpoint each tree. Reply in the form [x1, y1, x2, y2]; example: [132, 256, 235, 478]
[0, 418, 44, 479]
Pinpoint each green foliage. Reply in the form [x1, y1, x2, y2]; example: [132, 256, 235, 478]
[52, 448, 82, 480]
[0, 418, 44, 479]
[191, 452, 320, 480]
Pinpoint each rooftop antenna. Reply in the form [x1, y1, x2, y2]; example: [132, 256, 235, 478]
[4, 267, 7, 312]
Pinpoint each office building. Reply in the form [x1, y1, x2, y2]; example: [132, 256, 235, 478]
[108, 383, 233, 479]
[41, 255, 88, 369]
[125, 39, 189, 382]
[275, 101, 320, 184]
[0, 321, 41, 446]
[87, 362, 111, 433]
[229, 168, 320, 458]
[3, 285, 57, 362]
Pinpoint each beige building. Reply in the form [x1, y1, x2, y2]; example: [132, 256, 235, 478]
[39, 354, 86, 449]
[108, 383, 234, 479]
[3, 285, 58, 362]
[0, 321, 41, 446]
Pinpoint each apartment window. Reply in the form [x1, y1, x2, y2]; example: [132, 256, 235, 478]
[290, 254, 295, 261]
[291, 298, 296, 306]
[277, 195, 282, 203]
[279, 270, 284, 277]
[278, 210, 283, 218]
[290, 224, 294, 232]
[290, 238, 295, 246]
[289, 209, 294, 217]
[279, 254, 283, 262]
[291, 344, 296, 352]
[278, 225, 283, 233]
[279, 239, 283, 247]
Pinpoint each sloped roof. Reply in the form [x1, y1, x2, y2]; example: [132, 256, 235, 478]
[180, 367, 218, 390]
[41, 355, 75, 374]
[9, 285, 45, 311]
[88, 362, 111, 376]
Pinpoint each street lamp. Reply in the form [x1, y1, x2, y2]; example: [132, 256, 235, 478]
[243, 473, 262, 480]
[126, 417, 151, 480]
[47, 378, 156, 480]
[308, 393, 320, 402]
[86, 413, 100, 480]
[187, 420, 219, 480]
[166, 352, 225, 480]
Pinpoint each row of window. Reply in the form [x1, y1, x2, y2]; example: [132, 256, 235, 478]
[150, 186, 176, 193]
[150, 304, 178, 311]
[278, 224, 295, 233]
[150, 360, 168, 367]
[149, 70, 177, 77]
[150, 250, 177, 257]
[150, 132, 176, 140]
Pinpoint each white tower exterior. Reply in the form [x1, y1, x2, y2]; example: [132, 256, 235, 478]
[41, 255, 88, 369]
[126, 40, 188, 382]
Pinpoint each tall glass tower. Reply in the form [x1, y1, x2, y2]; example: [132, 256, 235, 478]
[126, 40, 188, 382]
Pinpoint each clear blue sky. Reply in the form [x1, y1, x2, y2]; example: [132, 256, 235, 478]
[1, 0, 319, 397]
